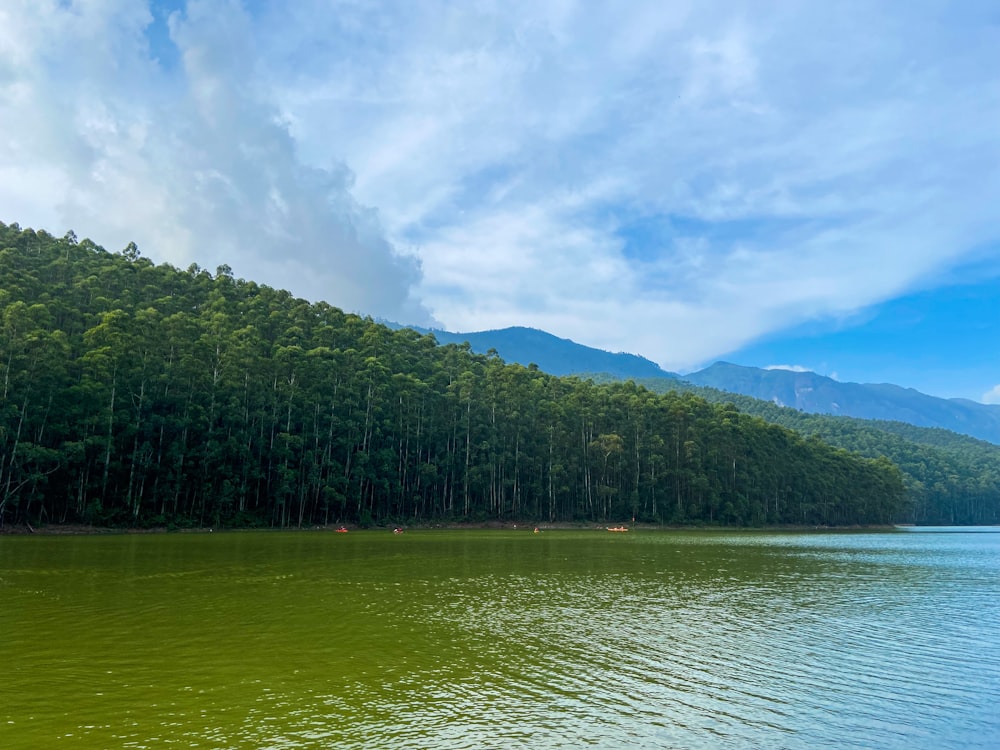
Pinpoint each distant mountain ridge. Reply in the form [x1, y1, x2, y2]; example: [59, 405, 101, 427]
[396, 324, 1000, 445]
[404, 325, 679, 380]
[683, 363, 1000, 446]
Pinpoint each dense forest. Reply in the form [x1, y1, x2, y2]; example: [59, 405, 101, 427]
[615, 377, 1000, 525]
[1, 222, 906, 528]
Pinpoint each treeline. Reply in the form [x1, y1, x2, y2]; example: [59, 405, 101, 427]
[618, 377, 1000, 525]
[0, 222, 905, 528]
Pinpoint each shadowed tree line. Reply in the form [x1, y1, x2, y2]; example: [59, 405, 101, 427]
[0, 221, 905, 528]
[605, 377, 1000, 525]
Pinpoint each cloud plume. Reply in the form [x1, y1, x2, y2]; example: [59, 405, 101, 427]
[0, 0, 431, 323]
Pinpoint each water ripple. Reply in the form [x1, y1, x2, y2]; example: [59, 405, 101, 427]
[2, 529, 998, 749]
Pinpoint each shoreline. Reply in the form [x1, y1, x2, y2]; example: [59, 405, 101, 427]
[1, 521, 900, 536]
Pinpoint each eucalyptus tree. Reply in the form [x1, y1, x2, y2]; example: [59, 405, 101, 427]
[0, 221, 911, 529]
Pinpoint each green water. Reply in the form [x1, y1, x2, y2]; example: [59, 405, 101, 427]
[2, 528, 998, 749]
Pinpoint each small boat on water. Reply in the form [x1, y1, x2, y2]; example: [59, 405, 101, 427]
[606, 526, 629, 532]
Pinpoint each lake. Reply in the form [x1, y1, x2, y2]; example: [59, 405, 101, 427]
[2, 527, 998, 749]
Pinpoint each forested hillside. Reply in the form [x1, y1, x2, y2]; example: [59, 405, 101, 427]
[617, 377, 1000, 525]
[0, 222, 904, 529]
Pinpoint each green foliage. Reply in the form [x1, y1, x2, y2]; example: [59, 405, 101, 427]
[0, 221, 908, 528]
[615, 376, 1000, 525]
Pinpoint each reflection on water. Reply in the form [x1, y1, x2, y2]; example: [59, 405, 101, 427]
[2, 528, 999, 749]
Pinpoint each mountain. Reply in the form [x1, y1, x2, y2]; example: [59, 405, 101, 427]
[683, 363, 1000, 446]
[399, 325, 679, 380]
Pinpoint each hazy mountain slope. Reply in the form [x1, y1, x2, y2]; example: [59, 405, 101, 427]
[404, 325, 679, 380]
[684, 362, 1000, 445]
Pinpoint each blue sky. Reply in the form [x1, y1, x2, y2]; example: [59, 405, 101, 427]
[724, 269, 1000, 401]
[1, 1, 999, 402]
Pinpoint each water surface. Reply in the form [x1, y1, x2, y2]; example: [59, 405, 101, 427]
[2, 528, 998, 748]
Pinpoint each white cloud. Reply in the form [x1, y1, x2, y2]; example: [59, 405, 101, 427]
[260, 1, 1000, 369]
[2, 1, 1000, 372]
[765, 365, 811, 373]
[0, 0, 432, 324]
[982, 385, 1000, 406]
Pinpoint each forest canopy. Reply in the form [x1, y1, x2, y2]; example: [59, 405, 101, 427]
[1, 222, 907, 528]
[602, 376, 1000, 526]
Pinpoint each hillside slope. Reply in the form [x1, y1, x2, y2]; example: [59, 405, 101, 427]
[0, 221, 903, 529]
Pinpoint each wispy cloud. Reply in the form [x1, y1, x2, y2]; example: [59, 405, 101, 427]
[983, 385, 1000, 406]
[2, 1, 999, 372]
[765, 365, 811, 374]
